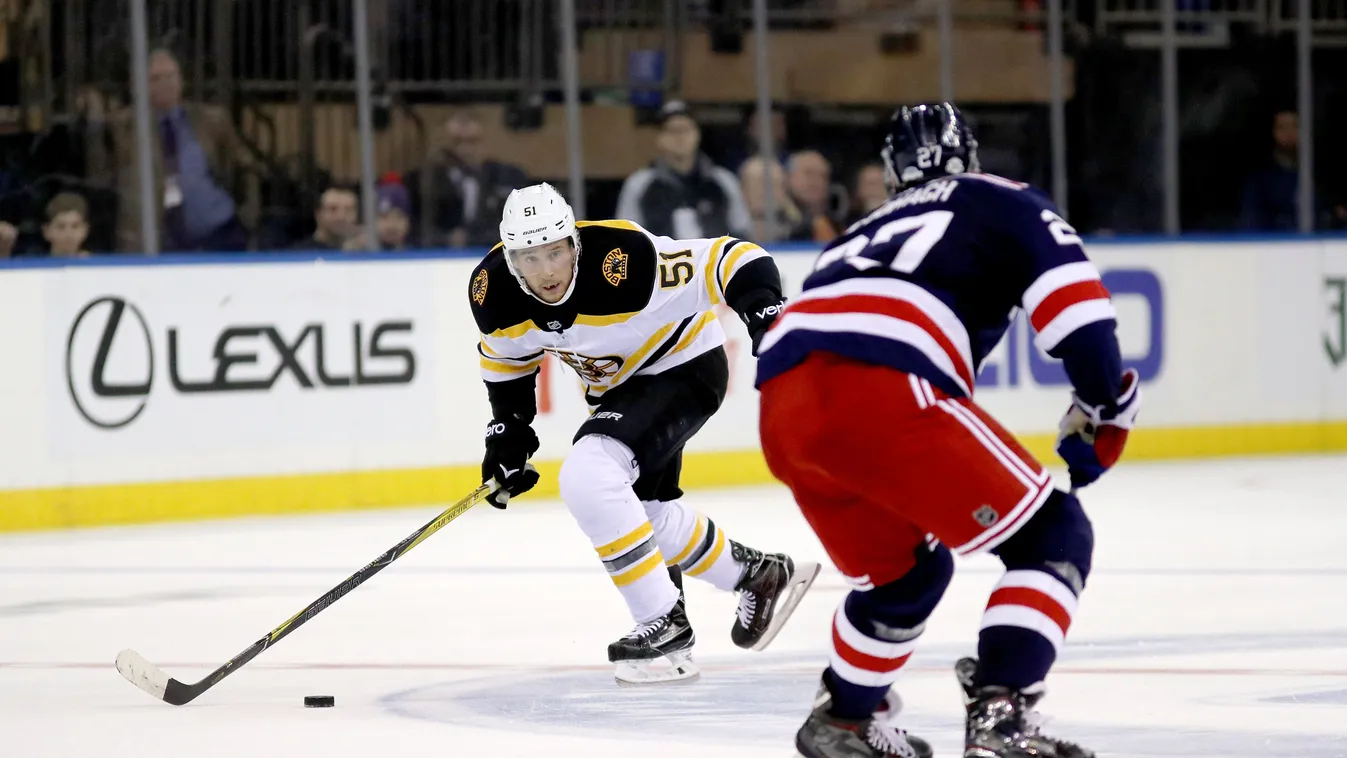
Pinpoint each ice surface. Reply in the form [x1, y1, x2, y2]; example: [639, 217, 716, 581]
[3, 455, 1346, 757]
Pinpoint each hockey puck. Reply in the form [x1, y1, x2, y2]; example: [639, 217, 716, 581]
[304, 695, 335, 708]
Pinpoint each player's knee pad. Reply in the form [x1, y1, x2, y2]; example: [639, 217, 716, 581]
[991, 489, 1094, 592]
[846, 542, 954, 633]
[559, 434, 640, 503]
[558, 435, 649, 543]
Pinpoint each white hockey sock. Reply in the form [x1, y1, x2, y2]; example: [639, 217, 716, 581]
[561, 435, 680, 624]
[644, 498, 746, 592]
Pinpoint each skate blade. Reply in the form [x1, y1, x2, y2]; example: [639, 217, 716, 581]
[751, 560, 823, 652]
[614, 650, 700, 686]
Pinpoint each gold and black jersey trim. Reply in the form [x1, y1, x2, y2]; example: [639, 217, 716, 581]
[582, 312, 699, 404]
[477, 342, 544, 364]
[715, 238, 753, 296]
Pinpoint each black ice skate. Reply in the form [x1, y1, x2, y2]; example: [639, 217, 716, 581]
[955, 657, 1095, 758]
[607, 569, 698, 686]
[730, 541, 822, 650]
[795, 674, 933, 758]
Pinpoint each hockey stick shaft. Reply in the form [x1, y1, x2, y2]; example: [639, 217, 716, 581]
[116, 484, 490, 705]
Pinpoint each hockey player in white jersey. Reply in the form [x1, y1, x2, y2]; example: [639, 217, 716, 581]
[468, 182, 821, 684]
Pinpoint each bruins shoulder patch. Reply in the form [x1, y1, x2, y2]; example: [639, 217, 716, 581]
[471, 268, 489, 305]
[601, 248, 628, 287]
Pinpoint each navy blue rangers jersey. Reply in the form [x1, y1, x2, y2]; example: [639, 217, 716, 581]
[755, 173, 1122, 404]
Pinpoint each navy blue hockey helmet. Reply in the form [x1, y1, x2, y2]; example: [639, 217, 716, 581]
[881, 102, 980, 194]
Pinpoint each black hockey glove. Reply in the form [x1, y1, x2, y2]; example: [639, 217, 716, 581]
[739, 296, 786, 357]
[481, 417, 540, 509]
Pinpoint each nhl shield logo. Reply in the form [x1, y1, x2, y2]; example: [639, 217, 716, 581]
[972, 505, 1000, 528]
[602, 248, 628, 287]
[471, 269, 489, 305]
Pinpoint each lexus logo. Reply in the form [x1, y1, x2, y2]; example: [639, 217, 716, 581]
[66, 297, 154, 429]
[64, 295, 419, 431]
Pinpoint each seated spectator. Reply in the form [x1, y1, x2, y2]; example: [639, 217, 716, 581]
[786, 150, 840, 242]
[85, 48, 251, 253]
[294, 186, 359, 250]
[1241, 110, 1300, 232]
[43, 192, 94, 258]
[343, 182, 414, 252]
[725, 104, 791, 172]
[616, 100, 752, 240]
[844, 162, 890, 227]
[405, 111, 530, 248]
[374, 182, 412, 250]
[738, 155, 811, 242]
[0, 220, 14, 259]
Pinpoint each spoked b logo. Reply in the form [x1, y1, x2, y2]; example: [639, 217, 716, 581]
[65, 297, 154, 429]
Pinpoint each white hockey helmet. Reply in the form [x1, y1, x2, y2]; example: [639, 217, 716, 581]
[498, 183, 582, 305]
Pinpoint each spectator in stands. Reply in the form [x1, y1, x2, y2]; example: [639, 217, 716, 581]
[616, 100, 752, 240]
[373, 182, 412, 250]
[43, 192, 93, 258]
[1241, 110, 1301, 232]
[294, 186, 359, 250]
[844, 162, 889, 227]
[406, 111, 529, 248]
[86, 48, 251, 253]
[738, 155, 811, 242]
[786, 150, 839, 242]
[0, 192, 96, 258]
[725, 104, 791, 171]
[0, 220, 14, 258]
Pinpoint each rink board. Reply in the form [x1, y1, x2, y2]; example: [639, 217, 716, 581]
[1, 237, 1345, 530]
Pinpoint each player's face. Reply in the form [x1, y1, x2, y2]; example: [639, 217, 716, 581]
[510, 239, 576, 303]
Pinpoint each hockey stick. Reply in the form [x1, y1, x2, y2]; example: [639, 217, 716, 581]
[115, 483, 490, 705]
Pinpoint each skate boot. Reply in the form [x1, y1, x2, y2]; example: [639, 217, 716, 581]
[955, 657, 1095, 758]
[795, 673, 933, 758]
[607, 568, 699, 685]
[730, 540, 822, 650]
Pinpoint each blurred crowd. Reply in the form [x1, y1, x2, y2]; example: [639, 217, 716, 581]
[0, 38, 1342, 260]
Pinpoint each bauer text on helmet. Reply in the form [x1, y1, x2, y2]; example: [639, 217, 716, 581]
[498, 183, 582, 305]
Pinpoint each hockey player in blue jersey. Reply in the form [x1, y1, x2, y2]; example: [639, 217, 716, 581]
[756, 104, 1141, 757]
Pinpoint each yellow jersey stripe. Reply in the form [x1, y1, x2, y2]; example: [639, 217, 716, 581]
[596, 521, 655, 559]
[479, 339, 505, 359]
[573, 311, 642, 327]
[611, 549, 666, 587]
[665, 311, 717, 360]
[685, 526, 727, 577]
[668, 516, 709, 567]
[609, 321, 679, 385]
[718, 240, 765, 290]
[478, 340, 543, 363]
[480, 355, 543, 375]
[577, 219, 642, 232]
[704, 237, 731, 306]
[487, 320, 543, 339]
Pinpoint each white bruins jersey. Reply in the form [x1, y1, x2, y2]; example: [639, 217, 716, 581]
[468, 219, 769, 405]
